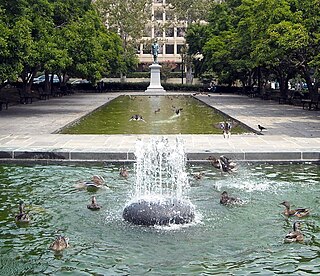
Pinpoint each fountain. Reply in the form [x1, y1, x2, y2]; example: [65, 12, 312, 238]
[122, 137, 195, 226]
[0, 163, 319, 274]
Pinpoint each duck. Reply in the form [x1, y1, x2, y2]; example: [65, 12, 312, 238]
[172, 106, 183, 116]
[76, 175, 105, 190]
[284, 221, 304, 243]
[91, 175, 104, 185]
[207, 155, 237, 174]
[120, 167, 129, 178]
[49, 235, 69, 251]
[85, 175, 105, 191]
[193, 172, 204, 180]
[87, 196, 102, 210]
[154, 108, 161, 114]
[129, 114, 146, 122]
[15, 201, 30, 223]
[280, 201, 310, 218]
[220, 191, 242, 205]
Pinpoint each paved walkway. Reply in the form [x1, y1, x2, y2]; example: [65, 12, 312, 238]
[0, 91, 319, 163]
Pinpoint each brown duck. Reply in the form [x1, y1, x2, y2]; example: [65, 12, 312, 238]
[87, 196, 102, 210]
[284, 221, 304, 243]
[120, 167, 129, 178]
[280, 201, 310, 218]
[49, 235, 69, 251]
[15, 201, 30, 223]
[220, 191, 242, 205]
[208, 155, 237, 174]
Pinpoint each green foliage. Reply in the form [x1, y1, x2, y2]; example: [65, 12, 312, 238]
[0, 0, 124, 88]
[166, 0, 213, 23]
[160, 60, 178, 82]
[186, 0, 320, 96]
[94, 0, 150, 74]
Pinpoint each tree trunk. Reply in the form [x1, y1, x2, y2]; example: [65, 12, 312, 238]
[186, 65, 193, 84]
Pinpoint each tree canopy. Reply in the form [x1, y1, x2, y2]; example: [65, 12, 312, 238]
[0, 0, 124, 91]
[186, 0, 320, 97]
[94, 0, 151, 75]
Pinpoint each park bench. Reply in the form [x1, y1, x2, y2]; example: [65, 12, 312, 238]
[278, 91, 306, 106]
[38, 87, 51, 100]
[0, 98, 9, 111]
[302, 94, 319, 110]
[18, 88, 35, 104]
[302, 99, 319, 110]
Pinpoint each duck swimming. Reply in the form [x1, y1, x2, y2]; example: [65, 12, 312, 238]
[172, 106, 183, 116]
[87, 196, 101, 210]
[129, 114, 146, 122]
[220, 191, 242, 205]
[208, 155, 237, 174]
[15, 201, 30, 223]
[49, 235, 69, 251]
[193, 172, 204, 180]
[76, 175, 105, 190]
[284, 221, 304, 243]
[120, 167, 129, 178]
[280, 201, 310, 217]
[85, 175, 105, 191]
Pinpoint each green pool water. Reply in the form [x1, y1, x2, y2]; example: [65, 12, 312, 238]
[59, 95, 252, 134]
[0, 163, 319, 275]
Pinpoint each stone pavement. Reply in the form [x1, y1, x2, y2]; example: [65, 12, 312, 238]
[0, 91, 319, 163]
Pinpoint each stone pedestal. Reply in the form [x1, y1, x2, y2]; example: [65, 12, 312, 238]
[145, 63, 166, 93]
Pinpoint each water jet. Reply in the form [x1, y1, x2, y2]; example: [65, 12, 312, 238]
[122, 137, 195, 226]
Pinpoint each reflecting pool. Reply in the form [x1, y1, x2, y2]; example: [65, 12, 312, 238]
[0, 163, 319, 275]
[59, 95, 252, 134]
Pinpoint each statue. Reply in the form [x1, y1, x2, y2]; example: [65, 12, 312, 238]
[151, 41, 159, 63]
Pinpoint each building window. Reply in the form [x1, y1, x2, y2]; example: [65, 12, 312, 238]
[165, 10, 174, 21]
[177, 44, 184, 55]
[154, 9, 163, 21]
[153, 0, 163, 3]
[177, 27, 186, 37]
[142, 44, 151, 55]
[165, 28, 174, 37]
[165, 44, 174, 54]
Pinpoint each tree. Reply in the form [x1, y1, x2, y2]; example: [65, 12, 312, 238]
[57, 9, 124, 84]
[94, 0, 151, 78]
[160, 60, 177, 83]
[165, 0, 214, 23]
[186, 0, 320, 98]
[0, 8, 23, 87]
[0, 0, 124, 93]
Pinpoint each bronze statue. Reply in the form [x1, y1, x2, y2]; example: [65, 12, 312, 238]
[151, 41, 159, 63]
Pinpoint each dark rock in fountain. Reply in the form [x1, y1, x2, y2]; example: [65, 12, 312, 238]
[123, 197, 195, 226]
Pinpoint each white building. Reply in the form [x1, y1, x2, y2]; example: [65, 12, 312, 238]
[137, 0, 187, 67]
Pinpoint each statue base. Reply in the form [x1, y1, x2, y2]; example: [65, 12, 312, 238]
[145, 63, 166, 93]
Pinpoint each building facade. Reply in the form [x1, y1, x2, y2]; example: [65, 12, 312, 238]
[137, 0, 187, 67]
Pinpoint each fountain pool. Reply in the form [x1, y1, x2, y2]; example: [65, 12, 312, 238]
[58, 95, 253, 135]
[0, 162, 319, 275]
